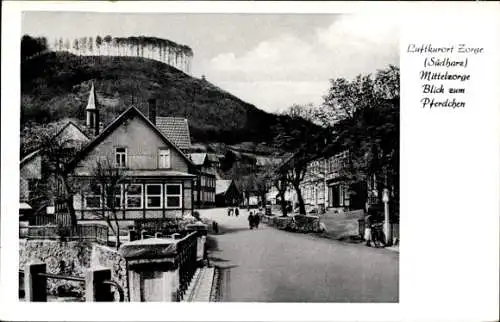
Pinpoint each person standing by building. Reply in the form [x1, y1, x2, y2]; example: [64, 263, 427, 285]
[364, 212, 372, 247]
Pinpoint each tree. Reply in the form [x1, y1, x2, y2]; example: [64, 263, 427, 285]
[21, 35, 48, 60]
[80, 37, 87, 55]
[317, 65, 400, 210]
[35, 127, 87, 228]
[274, 104, 330, 215]
[88, 36, 94, 55]
[95, 35, 102, 55]
[260, 161, 289, 216]
[103, 35, 112, 55]
[89, 158, 127, 250]
[73, 38, 80, 56]
[64, 38, 70, 51]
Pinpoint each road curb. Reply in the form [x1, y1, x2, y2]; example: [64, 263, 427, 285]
[183, 266, 216, 302]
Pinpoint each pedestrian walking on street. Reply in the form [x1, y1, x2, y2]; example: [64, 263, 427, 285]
[235, 207, 239, 217]
[364, 212, 372, 247]
[248, 211, 255, 229]
[255, 214, 261, 229]
[255, 210, 261, 229]
[371, 215, 387, 248]
[228, 207, 233, 216]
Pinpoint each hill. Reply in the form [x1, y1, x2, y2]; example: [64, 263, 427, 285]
[21, 52, 281, 145]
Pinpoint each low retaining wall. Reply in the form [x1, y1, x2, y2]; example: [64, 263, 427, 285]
[265, 215, 322, 233]
[91, 244, 129, 301]
[19, 240, 128, 299]
[19, 239, 92, 297]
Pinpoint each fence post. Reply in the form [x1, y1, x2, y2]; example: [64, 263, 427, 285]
[85, 267, 113, 302]
[25, 262, 47, 302]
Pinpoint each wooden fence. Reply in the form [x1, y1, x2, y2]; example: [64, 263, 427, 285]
[29, 213, 72, 226]
[27, 223, 109, 245]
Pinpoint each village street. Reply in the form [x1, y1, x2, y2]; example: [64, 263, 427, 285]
[200, 208, 399, 302]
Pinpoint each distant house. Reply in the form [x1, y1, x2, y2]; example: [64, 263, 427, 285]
[221, 149, 256, 171]
[190, 152, 216, 208]
[215, 179, 240, 207]
[53, 121, 92, 157]
[20, 119, 90, 213]
[325, 150, 366, 211]
[19, 149, 42, 206]
[255, 156, 282, 169]
[299, 157, 327, 212]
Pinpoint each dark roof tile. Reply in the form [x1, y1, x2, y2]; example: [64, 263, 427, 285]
[155, 117, 191, 150]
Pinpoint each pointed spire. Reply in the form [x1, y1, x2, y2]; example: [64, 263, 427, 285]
[86, 82, 98, 110]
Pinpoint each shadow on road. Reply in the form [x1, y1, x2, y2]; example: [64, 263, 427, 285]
[209, 256, 231, 263]
[212, 226, 252, 236]
[205, 235, 220, 252]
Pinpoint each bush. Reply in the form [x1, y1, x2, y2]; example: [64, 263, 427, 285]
[56, 223, 71, 241]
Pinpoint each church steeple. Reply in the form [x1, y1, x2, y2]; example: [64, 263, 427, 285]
[86, 82, 100, 135]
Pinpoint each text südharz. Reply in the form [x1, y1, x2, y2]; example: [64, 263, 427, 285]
[407, 44, 484, 55]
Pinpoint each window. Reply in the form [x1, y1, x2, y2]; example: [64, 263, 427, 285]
[126, 184, 143, 209]
[85, 184, 102, 209]
[165, 184, 182, 208]
[105, 184, 122, 209]
[146, 184, 162, 208]
[115, 147, 127, 168]
[158, 148, 170, 169]
[26, 179, 40, 199]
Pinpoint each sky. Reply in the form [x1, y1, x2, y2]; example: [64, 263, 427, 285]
[22, 12, 399, 114]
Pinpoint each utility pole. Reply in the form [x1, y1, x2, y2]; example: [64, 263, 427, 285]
[383, 188, 392, 246]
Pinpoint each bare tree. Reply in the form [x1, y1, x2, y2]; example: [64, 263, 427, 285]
[89, 157, 127, 250]
[95, 35, 102, 55]
[33, 128, 87, 228]
[73, 39, 80, 56]
[103, 35, 112, 55]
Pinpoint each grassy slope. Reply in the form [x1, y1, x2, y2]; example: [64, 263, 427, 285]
[21, 52, 278, 145]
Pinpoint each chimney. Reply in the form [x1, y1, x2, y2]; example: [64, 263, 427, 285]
[148, 98, 157, 125]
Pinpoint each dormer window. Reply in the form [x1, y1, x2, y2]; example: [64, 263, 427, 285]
[115, 147, 127, 168]
[158, 148, 170, 169]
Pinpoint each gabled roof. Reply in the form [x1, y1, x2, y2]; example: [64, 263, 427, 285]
[20, 149, 41, 166]
[155, 117, 191, 151]
[190, 153, 207, 166]
[67, 106, 194, 171]
[53, 121, 90, 143]
[216, 179, 234, 195]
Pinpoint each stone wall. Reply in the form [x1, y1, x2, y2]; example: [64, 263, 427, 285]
[19, 240, 129, 300]
[91, 244, 129, 301]
[266, 215, 322, 233]
[19, 239, 92, 297]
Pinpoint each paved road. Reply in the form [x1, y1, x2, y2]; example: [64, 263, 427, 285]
[201, 208, 399, 303]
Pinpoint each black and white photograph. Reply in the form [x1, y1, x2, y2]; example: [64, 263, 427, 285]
[2, 2, 499, 322]
[17, 10, 399, 303]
